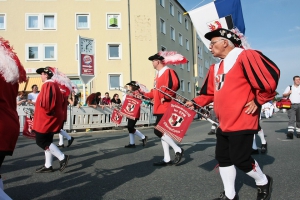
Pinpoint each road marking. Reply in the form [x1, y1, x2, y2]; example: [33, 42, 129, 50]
[277, 138, 293, 142]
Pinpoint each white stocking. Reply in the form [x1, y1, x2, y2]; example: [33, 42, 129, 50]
[134, 129, 145, 139]
[246, 160, 268, 185]
[219, 165, 236, 199]
[129, 133, 135, 144]
[49, 143, 65, 161]
[161, 134, 181, 153]
[0, 189, 12, 200]
[257, 129, 266, 145]
[44, 150, 53, 168]
[60, 129, 71, 140]
[161, 139, 171, 162]
[58, 134, 64, 146]
[252, 135, 258, 150]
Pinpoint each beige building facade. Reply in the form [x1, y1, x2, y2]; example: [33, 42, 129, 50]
[0, 0, 216, 103]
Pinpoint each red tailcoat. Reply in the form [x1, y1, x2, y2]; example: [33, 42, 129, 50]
[32, 80, 64, 134]
[0, 77, 20, 156]
[193, 48, 280, 134]
[144, 67, 180, 115]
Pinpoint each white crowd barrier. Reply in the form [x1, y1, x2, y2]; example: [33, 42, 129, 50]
[18, 106, 156, 133]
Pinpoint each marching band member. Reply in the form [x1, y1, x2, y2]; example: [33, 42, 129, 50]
[33, 67, 70, 173]
[123, 81, 148, 148]
[185, 28, 279, 200]
[143, 51, 186, 166]
[0, 37, 26, 200]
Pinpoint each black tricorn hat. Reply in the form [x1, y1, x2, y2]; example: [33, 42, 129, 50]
[126, 81, 140, 88]
[204, 28, 241, 46]
[36, 66, 54, 77]
[148, 53, 164, 61]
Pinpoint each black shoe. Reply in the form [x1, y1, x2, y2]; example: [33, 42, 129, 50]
[124, 144, 136, 148]
[174, 148, 184, 164]
[297, 133, 300, 138]
[261, 143, 267, 154]
[153, 160, 173, 166]
[252, 149, 259, 154]
[57, 144, 64, 148]
[287, 132, 293, 139]
[67, 137, 74, 147]
[256, 175, 273, 200]
[35, 166, 54, 173]
[59, 155, 70, 172]
[142, 136, 148, 147]
[208, 130, 216, 135]
[213, 191, 239, 200]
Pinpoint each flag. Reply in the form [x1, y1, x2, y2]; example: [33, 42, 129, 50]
[188, 0, 245, 49]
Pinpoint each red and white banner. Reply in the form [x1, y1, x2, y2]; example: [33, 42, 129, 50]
[23, 116, 35, 139]
[119, 96, 142, 120]
[155, 100, 196, 142]
[111, 109, 123, 124]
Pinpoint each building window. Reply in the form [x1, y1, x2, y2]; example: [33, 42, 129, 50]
[170, 27, 175, 41]
[26, 14, 57, 30]
[180, 64, 184, 69]
[108, 44, 121, 59]
[160, 0, 165, 7]
[76, 14, 89, 29]
[160, 18, 166, 34]
[184, 18, 188, 30]
[161, 46, 166, 51]
[178, 11, 182, 23]
[179, 33, 183, 46]
[205, 60, 209, 69]
[109, 74, 121, 90]
[0, 14, 6, 30]
[169, 3, 174, 16]
[26, 44, 57, 61]
[107, 14, 121, 29]
[180, 80, 184, 91]
[186, 39, 189, 50]
[198, 64, 204, 77]
[198, 45, 203, 59]
[187, 60, 190, 71]
[188, 82, 191, 92]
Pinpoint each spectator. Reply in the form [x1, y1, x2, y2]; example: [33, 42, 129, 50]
[102, 92, 111, 105]
[17, 91, 27, 106]
[261, 102, 273, 119]
[68, 91, 80, 108]
[27, 84, 39, 105]
[283, 75, 300, 139]
[111, 93, 121, 106]
[86, 92, 104, 109]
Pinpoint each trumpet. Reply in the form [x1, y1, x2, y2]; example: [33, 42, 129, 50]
[115, 86, 153, 104]
[155, 86, 219, 128]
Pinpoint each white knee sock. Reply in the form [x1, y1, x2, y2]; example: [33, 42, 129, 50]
[0, 178, 3, 190]
[58, 134, 64, 146]
[246, 160, 268, 185]
[129, 133, 135, 144]
[0, 189, 12, 200]
[44, 150, 53, 168]
[134, 129, 145, 139]
[161, 134, 181, 153]
[257, 129, 266, 144]
[219, 165, 236, 199]
[60, 129, 71, 140]
[161, 139, 171, 162]
[49, 143, 65, 161]
[252, 135, 258, 150]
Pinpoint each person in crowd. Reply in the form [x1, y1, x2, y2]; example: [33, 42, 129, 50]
[123, 81, 148, 148]
[102, 92, 111, 106]
[68, 90, 81, 133]
[111, 93, 121, 106]
[283, 76, 300, 139]
[185, 28, 279, 200]
[0, 36, 27, 200]
[142, 51, 185, 166]
[261, 101, 273, 119]
[252, 128, 267, 154]
[27, 84, 39, 105]
[33, 67, 69, 173]
[86, 92, 104, 109]
[16, 91, 27, 106]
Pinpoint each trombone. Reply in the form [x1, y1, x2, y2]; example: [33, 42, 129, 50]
[154, 86, 219, 128]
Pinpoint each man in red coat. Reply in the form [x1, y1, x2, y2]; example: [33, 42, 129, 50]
[33, 67, 70, 173]
[186, 28, 280, 200]
[143, 53, 184, 166]
[0, 37, 27, 199]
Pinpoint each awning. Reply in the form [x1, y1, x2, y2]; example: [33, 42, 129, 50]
[19, 77, 43, 92]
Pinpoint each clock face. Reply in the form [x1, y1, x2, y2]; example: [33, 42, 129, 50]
[80, 38, 94, 54]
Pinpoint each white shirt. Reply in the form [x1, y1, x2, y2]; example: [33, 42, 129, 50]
[283, 85, 300, 103]
[28, 92, 39, 103]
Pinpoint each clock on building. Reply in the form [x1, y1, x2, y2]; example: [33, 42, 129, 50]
[80, 38, 94, 54]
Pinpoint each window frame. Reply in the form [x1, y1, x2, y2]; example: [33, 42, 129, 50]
[160, 18, 166, 34]
[43, 44, 57, 61]
[184, 18, 188, 30]
[178, 33, 183, 46]
[180, 80, 185, 91]
[186, 39, 189, 50]
[26, 43, 57, 61]
[187, 60, 190, 72]
[107, 43, 122, 60]
[188, 82, 191, 92]
[160, 0, 165, 8]
[25, 13, 57, 30]
[106, 13, 121, 30]
[177, 11, 182, 23]
[108, 74, 122, 90]
[76, 13, 90, 30]
[169, 2, 174, 16]
[0, 14, 6, 30]
[170, 26, 175, 41]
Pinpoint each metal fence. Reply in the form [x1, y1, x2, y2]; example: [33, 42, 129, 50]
[18, 106, 156, 133]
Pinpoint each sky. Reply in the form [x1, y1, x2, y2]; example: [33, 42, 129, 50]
[178, 0, 300, 95]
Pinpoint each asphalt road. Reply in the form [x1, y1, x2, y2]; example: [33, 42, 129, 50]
[2, 112, 300, 200]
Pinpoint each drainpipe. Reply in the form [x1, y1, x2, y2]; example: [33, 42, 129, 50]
[128, 0, 132, 81]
